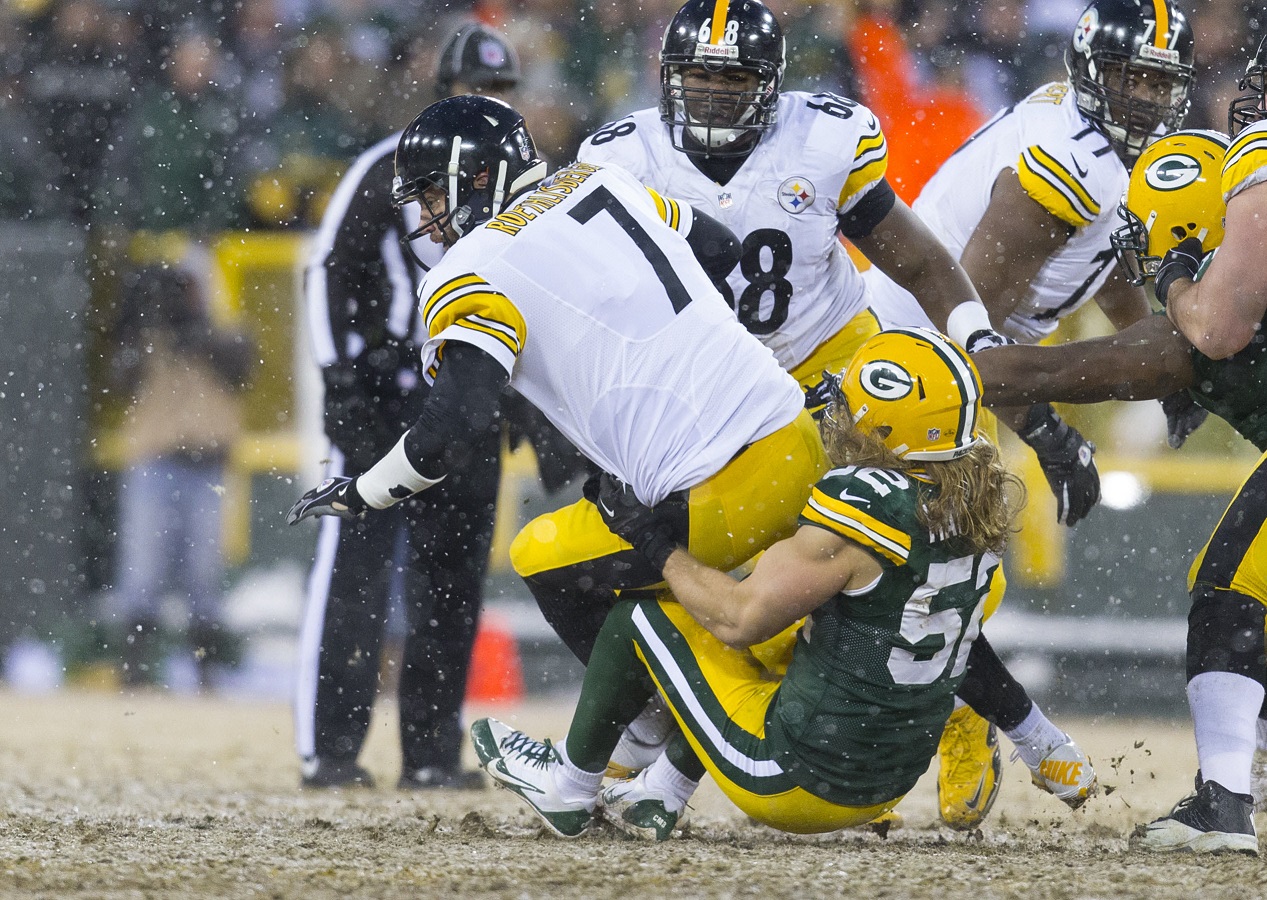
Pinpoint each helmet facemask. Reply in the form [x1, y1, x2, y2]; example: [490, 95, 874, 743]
[661, 60, 781, 157]
[1229, 42, 1267, 136]
[1070, 53, 1192, 161]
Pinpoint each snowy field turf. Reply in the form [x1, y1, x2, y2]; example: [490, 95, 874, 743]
[1, 689, 1262, 899]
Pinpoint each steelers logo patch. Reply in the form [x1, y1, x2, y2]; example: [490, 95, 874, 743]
[1144, 153, 1202, 191]
[778, 177, 816, 213]
[858, 360, 913, 401]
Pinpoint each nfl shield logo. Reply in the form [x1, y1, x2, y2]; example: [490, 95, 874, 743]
[718, 191, 733, 209]
[927, 427, 942, 441]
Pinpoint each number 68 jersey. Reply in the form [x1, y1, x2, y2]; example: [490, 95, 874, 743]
[414, 161, 804, 507]
[578, 92, 890, 374]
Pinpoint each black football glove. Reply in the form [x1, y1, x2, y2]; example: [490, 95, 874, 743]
[963, 328, 1014, 354]
[1154, 236, 1205, 308]
[1019, 403, 1100, 527]
[287, 475, 368, 526]
[593, 472, 684, 573]
[1159, 391, 1209, 450]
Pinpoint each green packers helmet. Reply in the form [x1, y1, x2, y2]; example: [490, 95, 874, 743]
[828, 328, 983, 462]
[1110, 128, 1229, 286]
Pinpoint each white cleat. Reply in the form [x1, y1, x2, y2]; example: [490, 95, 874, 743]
[1025, 739, 1098, 809]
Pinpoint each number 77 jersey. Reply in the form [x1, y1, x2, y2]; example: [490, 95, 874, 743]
[578, 92, 890, 375]
[414, 161, 804, 507]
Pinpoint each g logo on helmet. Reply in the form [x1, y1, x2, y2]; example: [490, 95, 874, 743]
[1144, 153, 1202, 191]
[858, 360, 913, 401]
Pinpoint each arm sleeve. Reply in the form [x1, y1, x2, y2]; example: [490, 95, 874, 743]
[683, 205, 742, 290]
[354, 342, 507, 507]
[836, 177, 897, 240]
[402, 341, 507, 478]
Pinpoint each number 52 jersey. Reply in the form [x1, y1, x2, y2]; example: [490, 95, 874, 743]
[414, 161, 804, 507]
[577, 92, 890, 373]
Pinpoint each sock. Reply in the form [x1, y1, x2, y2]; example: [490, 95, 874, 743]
[1258, 717, 1267, 753]
[1003, 704, 1068, 770]
[1188, 671, 1263, 796]
[627, 695, 675, 745]
[642, 753, 699, 814]
[555, 739, 603, 808]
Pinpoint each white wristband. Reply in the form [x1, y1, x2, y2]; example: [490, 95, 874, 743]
[946, 301, 994, 347]
[355, 434, 445, 509]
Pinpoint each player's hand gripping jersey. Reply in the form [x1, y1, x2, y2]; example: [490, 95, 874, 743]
[578, 91, 889, 372]
[415, 161, 804, 506]
[867, 82, 1128, 343]
[765, 464, 1000, 805]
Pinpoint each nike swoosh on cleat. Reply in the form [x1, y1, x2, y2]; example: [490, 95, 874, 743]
[963, 777, 987, 811]
[492, 760, 545, 795]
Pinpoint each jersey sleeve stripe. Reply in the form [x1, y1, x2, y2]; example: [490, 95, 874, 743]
[645, 187, 683, 231]
[1017, 147, 1099, 227]
[1222, 128, 1267, 201]
[422, 273, 488, 322]
[802, 489, 911, 564]
[452, 316, 523, 355]
[841, 133, 891, 209]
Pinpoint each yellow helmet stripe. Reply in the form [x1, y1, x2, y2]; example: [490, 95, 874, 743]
[1152, 0, 1169, 48]
[710, 0, 729, 44]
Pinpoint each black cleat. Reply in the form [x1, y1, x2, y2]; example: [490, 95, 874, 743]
[300, 757, 375, 790]
[1132, 775, 1258, 855]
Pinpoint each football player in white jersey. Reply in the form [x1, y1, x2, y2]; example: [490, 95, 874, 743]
[572, 0, 1097, 832]
[287, 93, 833, 686]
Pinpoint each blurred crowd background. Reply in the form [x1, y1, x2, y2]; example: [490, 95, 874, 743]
[6, 0, 1261, 230]
[0, 0, 1264, 696]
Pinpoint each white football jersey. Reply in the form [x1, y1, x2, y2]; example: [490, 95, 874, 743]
[577, 91, 889, 371]
[865, 82, 1129, 343]
[415, 162, 804, 506]
[1223, 119, 1267, 202]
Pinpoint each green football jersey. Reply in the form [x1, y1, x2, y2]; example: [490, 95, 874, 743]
[1188, 325, 1267, 452]
[763, 464, 1000, 807]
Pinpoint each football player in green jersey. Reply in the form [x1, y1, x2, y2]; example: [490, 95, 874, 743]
[469, 328, 1081, 840]
[974, 116, 1267, 854]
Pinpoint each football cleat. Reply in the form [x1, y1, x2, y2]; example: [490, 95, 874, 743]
[598, 770, 685, 842]
[300, 756, 375, 790]
[937, 706, 1003, 830]
[470, 718, 594, 838]
[1131, 776, 1258, 855]
[1025, 738, 1098, 809]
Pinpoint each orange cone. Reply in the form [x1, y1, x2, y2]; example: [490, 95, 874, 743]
[465, 612, 524, 704]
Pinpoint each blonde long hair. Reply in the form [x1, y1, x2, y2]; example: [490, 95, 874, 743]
[821, 409, 1026, 557]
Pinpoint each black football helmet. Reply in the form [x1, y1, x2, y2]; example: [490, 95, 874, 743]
[434, 21, 521, 101]
[392, 96, 546, 258]
[1065, 0, 1194, 162]
[1229, 35, 1267, 136]
[659, 0, 785, 158]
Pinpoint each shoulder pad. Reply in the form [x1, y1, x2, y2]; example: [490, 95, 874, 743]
[800, 466, 915, 565]
[1223, 121, 1267, 203]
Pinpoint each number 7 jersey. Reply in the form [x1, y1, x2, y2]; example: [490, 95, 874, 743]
[414, 161, 804, 507]
[577, 92, 889, 373]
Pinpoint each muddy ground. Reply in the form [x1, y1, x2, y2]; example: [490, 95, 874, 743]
[1, 690, 1265, 899]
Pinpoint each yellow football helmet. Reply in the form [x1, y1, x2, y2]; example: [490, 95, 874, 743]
[1110, 129, 1229, 286]
[828, 328, 983, 462]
